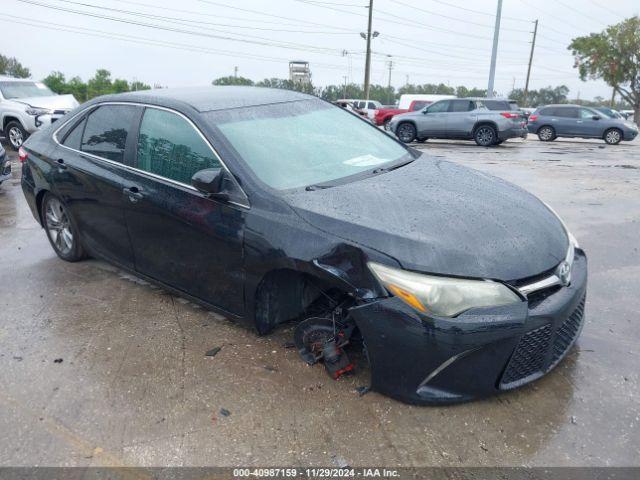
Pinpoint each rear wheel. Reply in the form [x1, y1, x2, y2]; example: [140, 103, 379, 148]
[5, 121, 28, 150]
[537, 125, 556, 142]
[42, 193, 86, 262]
[604, 128, 622, 145]
[396, 122, 417, 143]
[474, 125, 497, 146]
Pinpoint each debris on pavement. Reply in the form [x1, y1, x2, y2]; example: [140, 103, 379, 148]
[355, 386, 370, 397]
[205, 346, 222, 357]
[53, 358, 63, 363]
[219, 408, 231, 417]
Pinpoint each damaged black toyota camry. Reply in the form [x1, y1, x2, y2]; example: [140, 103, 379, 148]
[20, 87, 587, 404]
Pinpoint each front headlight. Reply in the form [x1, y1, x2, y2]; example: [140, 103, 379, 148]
[368, 262, 522, 317]
[25, 107, 51, 116]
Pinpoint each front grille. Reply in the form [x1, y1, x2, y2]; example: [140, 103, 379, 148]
[500, 324, 552, 385]
[551, 296, 585, 366]
[500, 295, 586, 389]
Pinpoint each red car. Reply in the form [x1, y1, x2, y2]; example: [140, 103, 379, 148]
[374, 100, 433, 127]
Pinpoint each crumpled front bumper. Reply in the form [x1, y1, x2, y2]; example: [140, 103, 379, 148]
[349, 250, 588, 405]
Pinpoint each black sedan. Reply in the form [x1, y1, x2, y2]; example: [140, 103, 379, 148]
[20, 87, 587, 404]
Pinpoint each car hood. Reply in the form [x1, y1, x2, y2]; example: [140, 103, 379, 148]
[284, 156, 568, 281]
[13, 95, 78, 110]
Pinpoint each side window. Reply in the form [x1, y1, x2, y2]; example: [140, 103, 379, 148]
[81, 105, 138, 162]
[580, 108, 596, 119]
[449, 100, 474, 112]
[62, 117, 86, 150]
[556, 107, 578, 118]
[427, 100, 450, 113]
[483, 100, 509, 111]
[368, 102, 376, 109]
[410, 101, 430, 111]
[136, 108, 221, 185]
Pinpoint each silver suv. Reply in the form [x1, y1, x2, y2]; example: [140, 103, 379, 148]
[388, 98, 528, 146]
[0, 76, 78, 150]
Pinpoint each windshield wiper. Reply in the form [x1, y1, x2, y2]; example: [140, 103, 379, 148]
[371, 157, 415, 175]
[305, 183, 335, 191]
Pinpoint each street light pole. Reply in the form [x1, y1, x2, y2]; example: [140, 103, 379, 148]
[363, 0, 374, 102]
[487, 0, 502, 98]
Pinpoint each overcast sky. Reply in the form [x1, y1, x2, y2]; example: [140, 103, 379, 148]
[3, 0, 639, 100]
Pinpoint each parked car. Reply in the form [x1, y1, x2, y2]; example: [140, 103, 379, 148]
[527, 104, 639, 145]
[0, 76, 79, 150]
[21, 87, 586, 404]
[0, 143, 10, 186]
[389, 97, 528, 146]
[374, 94, 456, 127]
[336, 98, 382, 120]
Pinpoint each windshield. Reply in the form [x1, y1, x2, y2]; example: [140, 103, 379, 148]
[206, 99, 410, 190]
[0, 81, 55, 99]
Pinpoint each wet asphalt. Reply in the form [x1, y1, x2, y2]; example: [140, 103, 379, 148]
[0, 137, 638, 467]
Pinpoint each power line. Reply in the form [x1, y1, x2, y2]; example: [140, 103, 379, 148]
[427, 0, 532, 23]
[15, 0, 347, 55]
[390, 0, 532, 33]
[47, 0, 359, 34]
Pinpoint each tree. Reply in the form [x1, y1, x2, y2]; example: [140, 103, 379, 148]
[569, 16, 640, 119]
[0, 53, 30, 78]
[43, 71, 68, 94]
[509, 85, 569, 107]
[212, 75, 254, 86]
[129, 80, 151, 91]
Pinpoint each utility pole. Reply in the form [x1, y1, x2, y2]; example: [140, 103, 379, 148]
[343, 75, 348, 99]
[234, 66, 238, 78]
[523, 19, 538, 107]
[363, 0, 374, 102]
[386, 57, 393, 104]
[487, 0, 502, 98]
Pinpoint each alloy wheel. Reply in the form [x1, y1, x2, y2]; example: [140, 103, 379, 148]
[539, 127, 554, 141]
[475, 126, 495, 146]
[45, 198, 74, 255]
[397, 124, 416, 143]
[8, 126, 24, 149]
[605, 129, 621, 145]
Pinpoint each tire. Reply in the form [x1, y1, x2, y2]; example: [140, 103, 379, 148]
[396, 122, 417, 143]
[537, 125, 556, 142]
[474, 125, 497, 146]
[5, 121, 28, 150]
[41, 193, 86, 262]
[603, 128, 622, 145]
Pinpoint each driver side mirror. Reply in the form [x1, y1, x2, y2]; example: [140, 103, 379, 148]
[422, 108, 429, 114]
[191, 168, 229, 200]
[592, 115, 601, 120]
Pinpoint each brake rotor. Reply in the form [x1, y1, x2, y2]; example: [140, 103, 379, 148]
[294, 317, 342, 365]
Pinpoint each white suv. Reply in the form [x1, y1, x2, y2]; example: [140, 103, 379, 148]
[0, 76, 79, 150]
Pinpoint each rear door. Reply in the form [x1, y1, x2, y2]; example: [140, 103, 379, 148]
[416, 100, 450, 137]
[446, 99, 477, 137]
[552, 107, 579, 135]
[54, 104, 141, 268]
[123, 106, 246, 315]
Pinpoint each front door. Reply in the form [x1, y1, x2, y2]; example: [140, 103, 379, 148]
[575, 108, 605, 138]
[123, 106, 246, 315]
[417, 100, 451, 137]
[53, 104, 141, 268]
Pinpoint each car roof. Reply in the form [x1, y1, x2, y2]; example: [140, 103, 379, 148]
[0, 76, 39, 82]
[462, 97, 514, 101]
[93, 86, 315, 113]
